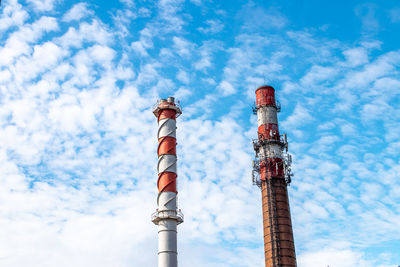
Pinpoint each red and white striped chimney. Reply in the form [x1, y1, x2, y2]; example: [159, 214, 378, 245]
[252, 85, 297, 267]
[152, 97, 183, 267]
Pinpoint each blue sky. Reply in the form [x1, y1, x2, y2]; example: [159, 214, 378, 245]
[0, 0, 399, 266]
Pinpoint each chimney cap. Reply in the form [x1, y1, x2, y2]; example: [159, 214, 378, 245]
[255, 85, 275, 93]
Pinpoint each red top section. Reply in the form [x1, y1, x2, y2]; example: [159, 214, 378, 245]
[153, 100, 182, 119]
[158, 109, 176, 121]
[256, 85, 276, 107]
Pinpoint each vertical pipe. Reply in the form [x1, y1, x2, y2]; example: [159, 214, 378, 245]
[152, 97, 183, 267]
[253, 86, 297, 267]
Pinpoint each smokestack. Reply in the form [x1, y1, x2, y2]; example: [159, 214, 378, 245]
[152, 97, 183, 267]
[252, 85, 297, 267]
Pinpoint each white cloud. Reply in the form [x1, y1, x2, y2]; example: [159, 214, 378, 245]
[119, 0, 135, 7]
[218, 34, 286, 99]
[26, 0, 57, 12]
[131, 27, 154, 57]
[240, 4, 288, 31]
[176, 70, 190, 84]
[298, 249, 373, 267]
[88, 45, 116, 65]
[13, 41, 67, 82]
[174, 86, 192, 101]
[340, 123, 357, 136]
[300, 65, 338, 86]
[281, 104, 314, 135]
[131, 41, 148, 56]
[342, 47, 369, 67]
[287, 30, 340, 63]
[303, 200, 329, 219]
[355, 3, 380, 33]
[197, 19, 224, 34]
[56, 20, 113, 49]
[62, 3, 93, 22]
[343, 51, 400, 89]
[157, 0, 185, 33]
[0, 16, 59, 67]
[194, 40, 222, 71]
[0, 0, 29, 31]
[218, 80, 236, 96]
[189, 0, 202, 5]
[318, 121, 336, 131]
[173, 36, 195, 57]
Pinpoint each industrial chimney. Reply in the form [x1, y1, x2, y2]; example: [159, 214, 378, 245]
[252, 85, 297, 267]
[152, 97, 183, 267]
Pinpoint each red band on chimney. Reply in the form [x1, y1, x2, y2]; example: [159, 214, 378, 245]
[158, 172, 177, 193]
[256, 85, 276, 107]
[258, 123, 280, 141]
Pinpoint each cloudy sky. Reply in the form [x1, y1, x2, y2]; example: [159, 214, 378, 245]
[0, 0, 400, 266]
